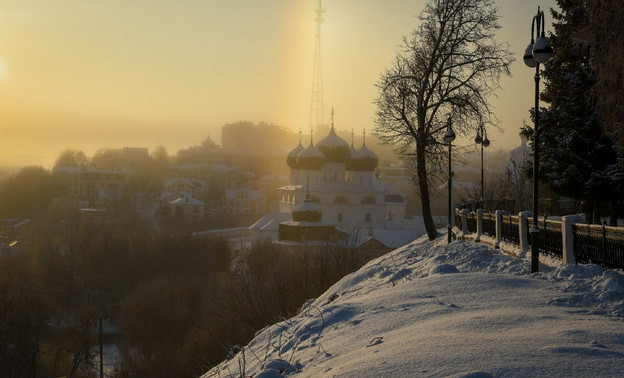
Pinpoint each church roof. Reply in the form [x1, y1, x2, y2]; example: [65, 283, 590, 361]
[287, 142, 305, 169]
[297, 143, 325, 170]
[249, 212, 292, 231]
[348, 143, 378, 171]
[291, 194, 323, 222]
[316, 126, 351, 163]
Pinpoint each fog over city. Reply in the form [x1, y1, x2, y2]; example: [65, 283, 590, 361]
[0, 0, 556, 168]
[11, 1, 624, 377]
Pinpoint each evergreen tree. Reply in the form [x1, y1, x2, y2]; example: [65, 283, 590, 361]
[585, 0, 624, 145]
[522, 0, 621, 223]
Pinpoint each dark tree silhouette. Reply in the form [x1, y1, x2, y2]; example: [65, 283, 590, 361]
[374, 0, 512, 239]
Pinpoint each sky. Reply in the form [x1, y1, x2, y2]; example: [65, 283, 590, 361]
[203, 234, 624, 377]
[0, 0, 559, 168]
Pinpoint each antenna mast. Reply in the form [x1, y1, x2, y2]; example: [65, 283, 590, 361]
[309, 0, 325, 133]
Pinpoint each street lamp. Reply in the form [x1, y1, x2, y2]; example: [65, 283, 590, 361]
[444, 117, 456, 244]
[524, 6, 553, 272]
[474, 124, 491, 206]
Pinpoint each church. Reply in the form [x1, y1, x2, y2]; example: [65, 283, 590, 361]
[280, 119, 406, 231]
[250, 113, 422, 249]
[249, 1, 422, 249]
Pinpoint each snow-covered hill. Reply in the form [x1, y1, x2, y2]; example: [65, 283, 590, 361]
[203, 235, 624, 377]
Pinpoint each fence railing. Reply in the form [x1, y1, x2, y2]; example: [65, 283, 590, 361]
[541, 218, 563, 259]
[466, 212, 477, 234]
[455, 208, 624, 270]
[572, 223, 624, 269]
[501, 214, 519, 245]
[457, 199, 516, 214]
[482, 212, 496, 237]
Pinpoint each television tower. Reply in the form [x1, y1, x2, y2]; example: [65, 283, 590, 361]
[309, 0, 325, 133]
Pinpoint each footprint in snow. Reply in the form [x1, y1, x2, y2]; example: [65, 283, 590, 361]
[367, 336, 384, 347]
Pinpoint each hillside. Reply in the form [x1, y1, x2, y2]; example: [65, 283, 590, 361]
[203, 235, 624, 377]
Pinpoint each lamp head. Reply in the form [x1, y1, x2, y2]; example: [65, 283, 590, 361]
[483, 135, 490, 148]
[443, 122, 456, 144]
[533, 34, 553, 63]
[474, 131, 483, 144]
[523, 42, 537, 68]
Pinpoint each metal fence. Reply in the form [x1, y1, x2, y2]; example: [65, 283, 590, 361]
[455, 208, 624, 269]
[572, 223, 624, 269]
[482, 212, 496, 237]
[466, 212, 477, 234]
[458, 199, 516, 214]
[540, 218, 563, 259]
[501, 214, 519, 245]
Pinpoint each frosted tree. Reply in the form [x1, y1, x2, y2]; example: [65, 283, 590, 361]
[374, 0, 512, 240]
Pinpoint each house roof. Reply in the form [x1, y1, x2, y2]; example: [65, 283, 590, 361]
[250, 212, 291, 231]
[225, 188, 261, 200]
[169, 194, 205, 206]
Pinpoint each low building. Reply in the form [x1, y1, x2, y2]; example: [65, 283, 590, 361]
[225, 188, 265, 215]
[53, 166, 128, 205]
[161, 194, 205, 221]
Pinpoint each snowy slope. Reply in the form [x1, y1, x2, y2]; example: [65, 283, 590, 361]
[203, 235, 624, 377]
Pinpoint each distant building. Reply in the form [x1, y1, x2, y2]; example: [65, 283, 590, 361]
[270, 193, 421, 256]
[53, 166, 128, 205]
[225, 188, 265, 215]
[248, 117, 423, 253]
[221, 121, 296, 152]
[161, 194, 205, 221]
[162, 178, 206, 199]
[278, 122, 407, 230]
[508, 134, 531, 169]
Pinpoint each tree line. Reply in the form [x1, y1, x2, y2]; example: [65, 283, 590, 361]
[0, 167, 370, 377]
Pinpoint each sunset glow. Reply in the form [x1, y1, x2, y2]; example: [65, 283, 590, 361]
[0, 0, 558, 167]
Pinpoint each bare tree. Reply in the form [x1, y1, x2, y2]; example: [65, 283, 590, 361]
[55, 149, 89, 167]
[374, 0, 512, 240]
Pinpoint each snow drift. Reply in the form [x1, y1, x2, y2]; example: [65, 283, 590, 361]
[203, 234, 624, 377]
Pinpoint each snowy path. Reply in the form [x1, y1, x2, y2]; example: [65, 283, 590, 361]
[203, 236, 624, 377]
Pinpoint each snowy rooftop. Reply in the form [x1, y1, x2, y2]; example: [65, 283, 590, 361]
[250, 213, 292, 231]
[203, 233, 624, 377]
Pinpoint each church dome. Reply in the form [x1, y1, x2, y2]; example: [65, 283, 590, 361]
[297, 142, 325, 170]
[345, 142, 358, 171]
[348, 138, 378, 171]
[286, 141, 304, 169]
[316, 127, 351, 163]
[291, 194, 323, 222]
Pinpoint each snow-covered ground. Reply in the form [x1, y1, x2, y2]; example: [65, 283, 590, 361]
[203, 234, 624, 377]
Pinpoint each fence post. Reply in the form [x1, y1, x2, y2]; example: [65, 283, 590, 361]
[461, 209, 469, 235]
[451, 204, 457, 228]
[495, 210, 507, 249]
[561, 214, 581, 264]
[476, 208, 483, 243]
[519, 211, 532, 257]
[602, 219, 607, 266]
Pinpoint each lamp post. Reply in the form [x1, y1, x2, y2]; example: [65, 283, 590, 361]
[523, 6, 553, 272]
[474, 124, 491, 206]
[444, 117, 456, 244]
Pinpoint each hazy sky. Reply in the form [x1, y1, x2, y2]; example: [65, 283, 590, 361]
[0, 0, 558, 167]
